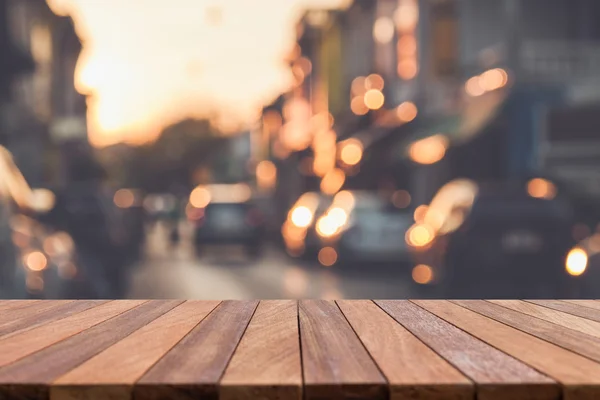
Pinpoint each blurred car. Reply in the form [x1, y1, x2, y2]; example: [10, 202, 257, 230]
[409, 178, 589, 298]
[39, 183, 135, 298]
[189, 183, 266, 258]
[282, 192, 332, 259]
[0, 146, 55, 298]
[313, 191, 414, 267]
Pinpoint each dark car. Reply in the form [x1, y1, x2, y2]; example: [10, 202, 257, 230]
[411, 178, 588, 298]
[190, 183, 265, 258]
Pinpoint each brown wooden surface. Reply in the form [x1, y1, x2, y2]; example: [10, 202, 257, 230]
[526, 300, 600, 323]
[419, 300, 600, 400]
[0, 300, 598, 400]
[52, 301, 219, 400]
[563, 300, 600, 311]
[489, 300, 600, 338]
[220, 300, 302, 400]
[136, 300, 258, 400]
[300, 300, 387, 400]
[338, 300, 473, 400]
[454, 300, 600, 363]
[379, 300, 559, 400]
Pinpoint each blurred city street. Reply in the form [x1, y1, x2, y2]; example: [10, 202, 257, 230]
[3, 0, 600, 300]
[129, 220, 416, 299]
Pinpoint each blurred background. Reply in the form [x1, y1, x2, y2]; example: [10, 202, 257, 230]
[1, 0, 600, 300]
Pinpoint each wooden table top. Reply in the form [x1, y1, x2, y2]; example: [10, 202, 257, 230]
[0, 300, 599, 400]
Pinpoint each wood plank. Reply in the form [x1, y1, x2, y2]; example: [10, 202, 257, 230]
[489, 300, 600, 338]
[220, 300, 302, 400]
[0, 301, 40, 312]
[416, 300, 600, 400]
[454, 300, 600, 363]
[51, 300, 220, 400]
[299, 300, 387, 400]
[0, 300, 145, 368]
[0, 301, 73, 328]
[562, 300, 600, 312]
[0, 300, 181, 400]
[377, 300, 558, 400]
[526, 300, 600, 323]
[135, 300, 258, 400]
[0, 300, 107, 340]
[337, 300, 473, 400]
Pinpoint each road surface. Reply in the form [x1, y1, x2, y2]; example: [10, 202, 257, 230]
[128, 221, 419, 299]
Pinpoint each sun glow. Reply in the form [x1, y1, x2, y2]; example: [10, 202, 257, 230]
[47, 0, 348, 147]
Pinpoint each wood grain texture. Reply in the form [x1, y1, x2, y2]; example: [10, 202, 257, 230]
[378, 300, 558, 400]
[0, 300, 181, 400]
[135, 300, 258, 400]
[0, 301, 73, 329]
[299, 300, 387, 400]
[220, 300, 302, 400]
[0, 300, 107, 340]
[0, 300, 145, 369]
[338, 300, 473, 400]
[526, 300, 600, 323]
[418, 300, 600, 400]
[562, 300, 600, 311]
[454, 300, 600, 363]
[489, 300, 600, 338]
[0, 300, 39, 312]
[51, 301, 220, 400]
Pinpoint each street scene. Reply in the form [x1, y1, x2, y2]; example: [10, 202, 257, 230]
[1, 0, 600, 299]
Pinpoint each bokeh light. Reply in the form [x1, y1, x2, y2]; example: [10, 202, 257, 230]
[318, 246, 338, 267]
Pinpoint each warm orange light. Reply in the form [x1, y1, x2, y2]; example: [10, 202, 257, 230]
[394, 0, 419, 32]
[24, 251, 48, 272]
[396, 101, 418, 122]
[479, 68, 507, 91]
[397, 34, 417, 56]
[351, 76, 367, 96]
[412, 264, 433, 284]
[339, 139, 363, 166]
[320, 168, 346, 195]
[392, 190, 411, 208]
[363, 89, 385, 110]
[365, 74, 384, 91]
[351, 96, 369, 115]
[290, 206, 313, 228]
[333, 190, 355, 209]
[256, 160, 277, 190]
[397, 59, 418, 80]
[409, 135, 448, 165]
[316, 216, 339, 237]
[318, 246, 338, 267]
[527, 178, 557, 200]
[465, 76, 484, 96]
[113, 189, 135, 208]
[406, 223, 434, 248]
[327, 207, 348, 227]
[373, 17, 395, 44]
[295, 57, 313, 76]
[190, 186, 211, 208]
[566, 248, 587, 276]
[413, 204, 428, 223]
[262, 110, 282, 134]
[313, 154, 335, 177]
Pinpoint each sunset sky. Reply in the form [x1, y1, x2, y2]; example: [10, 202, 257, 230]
[46, 0, 349, 147]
